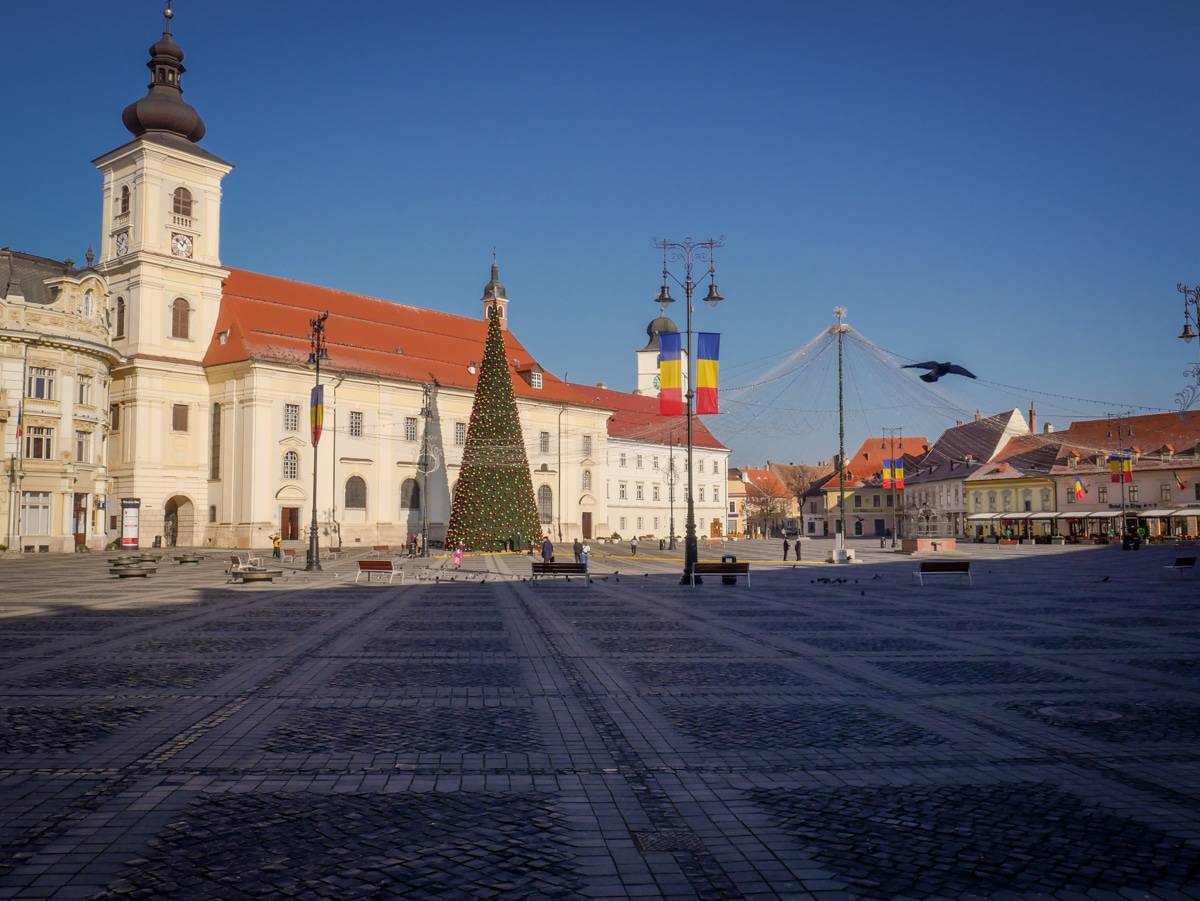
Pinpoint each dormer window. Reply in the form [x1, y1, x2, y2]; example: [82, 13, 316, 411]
[172, 187, 192, 217]
[531, 371, 543, 389]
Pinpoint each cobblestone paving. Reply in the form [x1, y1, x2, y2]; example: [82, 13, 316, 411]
[0, 540, 1198, 899]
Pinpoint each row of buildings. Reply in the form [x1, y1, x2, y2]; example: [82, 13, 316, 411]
[1, 12, 729, 554]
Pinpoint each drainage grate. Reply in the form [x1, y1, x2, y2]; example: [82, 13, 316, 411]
[632, 830, 705, 852]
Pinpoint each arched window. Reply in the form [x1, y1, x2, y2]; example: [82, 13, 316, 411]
[345, 476, 366, 510]
[537, 485, 553, 523]
[171, 298, 190, 339]
[172, 187, 192, 217]
[81, 290, 93, 318]
[115, 297, 125, 337]
[582, 469, 592, 491]
[282, 451, 299, 481]
[400, 478, 421, 510]
[120, 186, 130, 215]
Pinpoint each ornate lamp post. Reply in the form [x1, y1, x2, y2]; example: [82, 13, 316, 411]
[653, 238, 725, 585]
[306, 311, 329, 571]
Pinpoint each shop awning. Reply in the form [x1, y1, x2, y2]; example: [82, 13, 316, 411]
[1139, 509, 1182, 518]
[966, 513, 996, 521]
[1058, 511, 1089, 518]
[999, 512, 1032, 520]
[1029, 512, 1059, 519]
[1088, 511, 1122, 519]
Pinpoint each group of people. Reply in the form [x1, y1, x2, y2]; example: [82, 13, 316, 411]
[539, 537, 591, 567]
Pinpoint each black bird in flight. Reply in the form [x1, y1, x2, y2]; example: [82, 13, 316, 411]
[902, 361, 977, 383]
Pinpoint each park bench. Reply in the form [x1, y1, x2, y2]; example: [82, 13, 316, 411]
[912, 560, 972, 586]
[691, 561, 751, 586]
[356, 559, 402, 584]
[530, 561, 589, 583]
[1163, 555, 1197, 578]
[283, 548, 299, 563]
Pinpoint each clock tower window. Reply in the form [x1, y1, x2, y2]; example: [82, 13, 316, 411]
[171, 298, 191, 339]
[172, 187, 192, 217]
[119, 186, 130, 215]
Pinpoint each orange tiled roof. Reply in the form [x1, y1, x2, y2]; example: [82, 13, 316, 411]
[825, 435, 931, 488]
[739, 467, 792, 499]
[565, 383, 726, 450]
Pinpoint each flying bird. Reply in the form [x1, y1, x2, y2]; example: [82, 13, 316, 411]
[902, 361, 977, 383]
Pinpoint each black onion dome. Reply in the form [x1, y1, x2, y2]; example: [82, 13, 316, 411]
[121, 14, 206, 143]
[481, 261, 507, 301]
[641, 315, 679, 351]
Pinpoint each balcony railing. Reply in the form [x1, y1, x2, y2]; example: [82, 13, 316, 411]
[172, 214, 192, 229]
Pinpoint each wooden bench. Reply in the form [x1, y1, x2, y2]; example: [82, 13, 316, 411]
[531, 561, 589, 583]
[912, 560, 971, 586]
[691, 561, 751, 586]
[356, 559, 402, 584]
[283, 548, 299, 562]
[1164, 555, 1197, 577]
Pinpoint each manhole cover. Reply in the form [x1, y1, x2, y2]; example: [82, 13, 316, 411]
[632, 830, 705, 852]
[1037, 705, 1123, 722]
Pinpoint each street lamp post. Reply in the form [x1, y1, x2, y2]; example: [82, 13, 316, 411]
[834, 307, 849, 559]
[1107, 412, 1133, 543]
[653, 238, 724, 585]
[882, 427, 902, 548]
[306, 311, 329, 571]
[665, 431, 677, 551]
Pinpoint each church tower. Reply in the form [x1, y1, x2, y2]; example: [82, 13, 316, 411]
[95, 4, 233, 362]
[481, 253, 509, 330]
[635, 313, 687, 396]
[96, 5, 233, 548]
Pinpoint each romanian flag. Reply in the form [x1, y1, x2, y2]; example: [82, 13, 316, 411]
[1174, 471, 1187, 491]
[894, 458, 905, 490]
[695, 332, 720, 415]
[1109, 453, 1133, 483]
[658, 332, 684, 416]
[15, 403, 22, 443]
[1123, 456, 1133, 483]
[882, 459, 893, 489]
[1073, 476, 1087, 501]
[310, 384, 324, 446]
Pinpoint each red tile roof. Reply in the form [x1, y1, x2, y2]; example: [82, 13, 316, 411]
[204, 269, 727, 449]
[825, 435, 931, 488]
[739, 467, 792, 499]
[564, 383, 727, 450]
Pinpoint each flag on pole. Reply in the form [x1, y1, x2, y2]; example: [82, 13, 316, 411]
[882, 459, 893, 489]
[695, 332, 720, 415]
[1174, 471, 1187, 491]
[1109, 455, 1121, 483]
[658, 332, 684, 416]
[310, 384, 324, 446]
[15, 402, 23, 444]
[1123, 456, 1133, 483]
[1109, 453, 1133, 483]
[1073, 475, 1087, 501]
[894, 458, 905, 490]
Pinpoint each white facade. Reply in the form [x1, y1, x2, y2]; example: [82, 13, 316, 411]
[606, 438, 728, 540]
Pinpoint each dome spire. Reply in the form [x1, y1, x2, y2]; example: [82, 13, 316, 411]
[121, 2, 207, 143]
[481, 251, 509, 330]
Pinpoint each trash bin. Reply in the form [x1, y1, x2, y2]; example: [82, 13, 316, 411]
[721, 554, 737, 586]
[1122, 536, 1132, 551]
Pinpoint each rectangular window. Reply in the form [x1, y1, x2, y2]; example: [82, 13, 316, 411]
[713, 485, 720, 502]
[530, 371, 543, 389]
[210, 403, 221, 480]
[1161, 483, 1172, 502]
[74, 430, 90, 464]
[539, 431, 550, 454]
[853, 495, 861, 508]
[26, 367, 55, 400]
[1067, 489, 1075, 504]
[172, 403, 189, 432]
[636, 483, 644, 500]
[619, 452, 626, 467]
[76, 374, 92, 406]
[1129, 484, 1139, 502]
[654, 517, 659, 529]
[109, 403, 120, 431]
[582, 434, 592, 457]
[619, 516, 626, 531]
[873, 494, 880, 507]
[284, 403, 300, 432]
[636, 455, 643, 469]
[24, 427, 53, 460]
[619, 482, 627, 500]
[886, 495, 894, 507]
[405, 416, 418, 442]
[208, 505, 217, 523]
[652, 456, 659, 469]
[653, 485, 661, 501]
[20, 492, 51, 535]
[729, 502, 736, 513]
[636, 516, 643, 531]
[455, 422, 466, 446]
[1098, 486, 1108, 503]
[349, 411, 363, 437]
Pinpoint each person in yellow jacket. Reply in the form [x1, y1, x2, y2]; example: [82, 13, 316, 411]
[271, 532, 282, 559]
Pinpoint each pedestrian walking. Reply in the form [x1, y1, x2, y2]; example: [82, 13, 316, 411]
[573, 538, 583, 564]
[415, 532, 424, 557]
[453, 542, 464, 569]
[582, 542, 591, 570]
[271, 532, 282, 559]
[631, 536, 638, 556]
[782, 538, 790, 561]
[541, 536, 554, 563]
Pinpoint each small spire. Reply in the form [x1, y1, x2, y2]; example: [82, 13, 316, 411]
[163, 1, 174, 34]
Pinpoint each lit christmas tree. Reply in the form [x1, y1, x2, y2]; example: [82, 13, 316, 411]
[446, 307, 543, 550]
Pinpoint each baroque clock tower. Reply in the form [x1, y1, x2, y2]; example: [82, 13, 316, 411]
[95, 5, 233, 547]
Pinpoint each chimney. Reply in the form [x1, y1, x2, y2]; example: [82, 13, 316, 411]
[595, 381, 606, 389]
[1028, 403, 1037, 435]
[1043, 422, 1054, 434]
[955, 419, 963, 427]
[974, 409, 981, 422]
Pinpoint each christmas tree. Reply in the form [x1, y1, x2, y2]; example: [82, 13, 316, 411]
[445, 307, 544, 550]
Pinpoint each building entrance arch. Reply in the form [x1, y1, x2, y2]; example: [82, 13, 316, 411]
[163, 496, 195, 548]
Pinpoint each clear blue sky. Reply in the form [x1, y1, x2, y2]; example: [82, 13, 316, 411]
[3, 0, 1198, 463]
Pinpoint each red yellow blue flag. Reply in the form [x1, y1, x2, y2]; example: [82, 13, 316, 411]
[1073, 475, 1086, 500]
[894, 458, 905, 490]
[311, 384, 325, 446]
[882, 459, 893, 489]
[695, 332, 720, 415]
[1174, 471, 1187, 491]
[658, 332, 684, 416]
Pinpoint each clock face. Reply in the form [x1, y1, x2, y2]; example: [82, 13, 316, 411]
[171, 233, 193, 258]
[114, 232, 129, 256]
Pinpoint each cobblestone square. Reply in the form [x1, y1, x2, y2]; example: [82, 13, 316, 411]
[2, 540, 1199, 899]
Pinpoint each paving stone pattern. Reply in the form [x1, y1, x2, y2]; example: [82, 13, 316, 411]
[0, 541, 1199, 899]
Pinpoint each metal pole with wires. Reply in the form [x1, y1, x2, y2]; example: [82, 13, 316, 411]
[834, 308, 849, 559]
[882, 426, 902, 549]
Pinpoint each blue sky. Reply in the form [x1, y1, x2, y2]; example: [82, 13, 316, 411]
[3, 0, 1198, 463]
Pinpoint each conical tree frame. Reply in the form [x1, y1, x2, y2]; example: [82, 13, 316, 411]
[445, 308, 544, 550]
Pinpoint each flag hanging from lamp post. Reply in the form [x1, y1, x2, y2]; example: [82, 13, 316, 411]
[695, 332, 720, 415]
[658, 332, 684, 416]
[310, 384, 324, 446]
